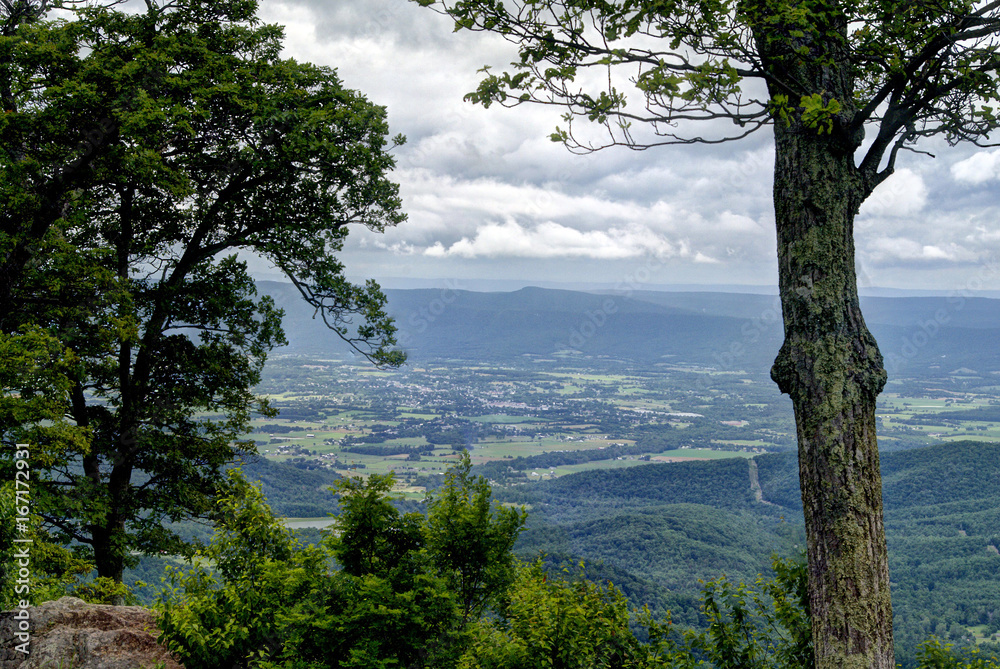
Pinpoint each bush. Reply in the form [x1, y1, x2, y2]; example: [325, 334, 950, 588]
[71, 576, 142, 606]
[459, 559, 647, 669]
[459, 553, 813, 669]
[157, 456, 526, 669]
[916, 639, 1000, 669]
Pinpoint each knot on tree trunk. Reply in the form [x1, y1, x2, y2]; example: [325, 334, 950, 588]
[770, 324, 893, 669]
[770, 328, 887, 403]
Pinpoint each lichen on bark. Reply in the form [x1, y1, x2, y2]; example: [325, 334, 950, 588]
[769, 116, 894, 668]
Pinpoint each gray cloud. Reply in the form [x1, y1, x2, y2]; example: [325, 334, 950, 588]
[257, 0, 1000, 290]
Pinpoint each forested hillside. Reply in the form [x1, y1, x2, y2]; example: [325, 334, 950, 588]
[499, 441, 1000, 666]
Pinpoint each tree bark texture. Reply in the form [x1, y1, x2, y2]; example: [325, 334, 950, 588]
[769, 122, 894, 669]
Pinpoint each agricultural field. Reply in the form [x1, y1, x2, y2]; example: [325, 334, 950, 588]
[250, 354, 1000, 497]
[249, 356, 787, 487]
[876, 393, 1000, 443]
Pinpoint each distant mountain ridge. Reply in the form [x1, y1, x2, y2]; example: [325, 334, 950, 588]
[258, 281, 1000, 375]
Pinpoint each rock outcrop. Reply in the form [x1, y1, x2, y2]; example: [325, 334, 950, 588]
[0, 597, 184, 669]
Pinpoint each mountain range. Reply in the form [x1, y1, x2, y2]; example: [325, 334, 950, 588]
[258, 281, 1000, 376]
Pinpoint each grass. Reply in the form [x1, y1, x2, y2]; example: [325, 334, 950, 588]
[712, 439, 775, 449]
[467, 414, 543, 424]
[970, 624, 1000, 645]
[651, 448, 755, 460]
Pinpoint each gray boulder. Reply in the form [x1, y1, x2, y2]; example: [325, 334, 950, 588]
[0, 597, 184, 669]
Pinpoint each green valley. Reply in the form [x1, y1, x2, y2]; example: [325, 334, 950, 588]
[120, 287, 1000, 667]
[217, 283, 1000, 668]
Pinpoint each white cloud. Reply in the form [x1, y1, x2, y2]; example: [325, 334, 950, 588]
[401, 171, 644, 226]
[423, 219, 687, 259]
[365, 169, 775, 267]
[858, 169, 927, 218]
[951, 150, 1000, 184]
[370, 240, 418, 255]
[865, 238, 978, 264]
[717, 211, 761, 233]
[967, 225, 1000, 244]
[693, 252, 721, 264]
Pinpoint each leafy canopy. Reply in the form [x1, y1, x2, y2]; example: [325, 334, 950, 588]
[158, 457, 527, 669]
[1, 0, 407, 579]
[425, 451, 527, 622]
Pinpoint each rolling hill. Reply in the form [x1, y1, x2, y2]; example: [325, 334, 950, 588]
[503, 441, 1000, 666]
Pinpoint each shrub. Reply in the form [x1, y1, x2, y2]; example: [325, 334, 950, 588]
[916, 638, 1000, 669]
[158, 457, 526, 668]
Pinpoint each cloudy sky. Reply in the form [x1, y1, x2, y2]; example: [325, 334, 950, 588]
[253, 0, 1000, 293]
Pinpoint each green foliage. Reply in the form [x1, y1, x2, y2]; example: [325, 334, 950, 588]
[0, 481, 96, 608]
[507, 458, 790, 627]
[426, 451, 527, 621]
[157, 469, 324, 669]
[680, 554, 813, 669]
[459, 559, 646, 669]
[0, 327, 89, 456]
[158, 458, 526, 668]
[329, 473, 425, 578]
[798, 93, 842, 134]
[153, 447, 822, 669]
[0, 482, 16, 608]
[916, 639, 1000, 669]
[1, 0, 406, 581]
[460, 552, 813, 669]
[71, 576, 142, 606]
[534, 458, 758, 510]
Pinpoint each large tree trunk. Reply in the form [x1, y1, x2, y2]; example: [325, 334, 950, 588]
[91, 524, 125, 584]
[84, 451, 128, 585]
[769, 124, 894, 668]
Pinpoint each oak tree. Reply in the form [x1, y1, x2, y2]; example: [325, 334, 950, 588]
[411, 0, 1000, 666]
[1, 0, 405, 582]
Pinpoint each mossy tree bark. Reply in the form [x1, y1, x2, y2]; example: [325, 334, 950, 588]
[753, 8, 895, 665]
[769, 120, 893, 669]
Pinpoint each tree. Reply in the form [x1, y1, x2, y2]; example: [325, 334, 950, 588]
[158, 470, 332, 669]
[459, 559, 648, 669]
[459, 553, 813, 669]
[1, 0, 405, 582]
[159, 462, 525, 669]
[425, 451, 527, 623]
[410, 0, 1000, 666]
[329, 473, 427, 578]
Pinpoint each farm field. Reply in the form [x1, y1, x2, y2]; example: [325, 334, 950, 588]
[877, 393, 1000, 442]
[250, 355, 1000, 494]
